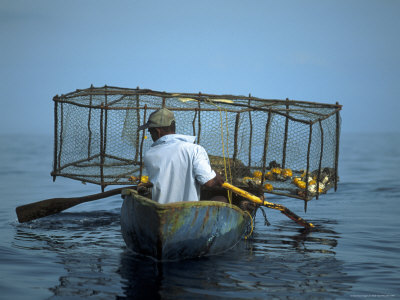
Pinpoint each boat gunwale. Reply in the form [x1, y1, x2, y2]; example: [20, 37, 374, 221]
[121, 188, 249, 218]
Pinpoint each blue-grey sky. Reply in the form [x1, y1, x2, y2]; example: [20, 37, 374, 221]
[1, 0, 399, 134]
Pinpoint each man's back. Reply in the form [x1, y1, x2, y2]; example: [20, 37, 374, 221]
[143, 134, 216, 204]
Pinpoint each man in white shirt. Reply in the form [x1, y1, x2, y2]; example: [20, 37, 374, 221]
[138, 108, 225, 204]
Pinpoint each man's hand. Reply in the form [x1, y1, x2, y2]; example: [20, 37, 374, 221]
[137, 182, 153, 195]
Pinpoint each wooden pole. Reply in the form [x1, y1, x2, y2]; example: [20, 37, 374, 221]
[57, 102, 64, 172]
[282, 98, 290, 168]
[233, 112, 240, 162]
[100, 103, 105, 192]
[134, 93, 140, 162]
[197, 99, 201, 144]
[139, 105, 147, 178]
[305, 122, 313, 211]
[248, 95, 253, 168]
[317, 119, 324, 200]
[335, 102, 341, 191]
[192, 109, 198, 137]
[261, 110, 272, 186]
[52, 96, 58, 181]
[88, 85, 93, 159]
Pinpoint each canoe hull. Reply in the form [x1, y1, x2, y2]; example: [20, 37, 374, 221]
[120, 189, 249, 261]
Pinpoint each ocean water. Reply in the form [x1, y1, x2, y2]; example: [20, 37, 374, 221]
[0, 133, 399, 299]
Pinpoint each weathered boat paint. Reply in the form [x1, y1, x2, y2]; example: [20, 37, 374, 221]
[120, 189, 250, 261]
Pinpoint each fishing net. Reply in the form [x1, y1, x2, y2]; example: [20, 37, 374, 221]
[52, 85, 341, 201]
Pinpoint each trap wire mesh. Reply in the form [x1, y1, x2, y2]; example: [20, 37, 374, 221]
[52, 85, 342, 202]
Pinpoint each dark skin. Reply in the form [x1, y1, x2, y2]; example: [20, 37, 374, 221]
[138, 125, 225, 193]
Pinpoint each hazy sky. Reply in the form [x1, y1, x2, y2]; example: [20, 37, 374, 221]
[1, 0, 399, 134]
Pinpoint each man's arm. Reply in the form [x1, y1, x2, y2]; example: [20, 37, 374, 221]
[203, 172, 224, 188]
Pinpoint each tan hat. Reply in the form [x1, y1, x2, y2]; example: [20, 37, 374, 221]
[138, 108, 175, 130]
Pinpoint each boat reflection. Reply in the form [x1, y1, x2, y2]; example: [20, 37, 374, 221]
[117, 218, 353, 299]
[13, 212, 354, 299]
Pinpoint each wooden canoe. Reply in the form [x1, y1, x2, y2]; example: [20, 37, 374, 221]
[120, 189, 251, 261]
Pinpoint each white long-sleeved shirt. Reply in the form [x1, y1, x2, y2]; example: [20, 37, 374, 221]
[143, 134, 216, 204]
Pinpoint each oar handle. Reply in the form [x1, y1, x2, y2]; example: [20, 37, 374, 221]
[222, 182, 264, 205]
[222, 182, 281, 208]
[222, 182, 314, 229]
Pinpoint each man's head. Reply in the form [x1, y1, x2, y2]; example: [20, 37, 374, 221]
[138, 108, 176, 141]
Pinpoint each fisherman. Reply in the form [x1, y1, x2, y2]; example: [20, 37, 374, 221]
[137, 108, 225, 204]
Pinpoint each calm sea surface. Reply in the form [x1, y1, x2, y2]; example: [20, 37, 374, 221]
[0, 133, 399, 299]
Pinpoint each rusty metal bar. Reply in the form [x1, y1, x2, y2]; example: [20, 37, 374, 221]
[261, 110, 272, 186]
[282, 98, 290, 168]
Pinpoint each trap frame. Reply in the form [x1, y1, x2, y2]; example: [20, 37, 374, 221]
[51, 85, 341, 202]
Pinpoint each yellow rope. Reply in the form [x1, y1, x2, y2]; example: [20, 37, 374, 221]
[218, 108, 233, 204]
[244, 211, 254, 240]
[205, 97, 233, 204]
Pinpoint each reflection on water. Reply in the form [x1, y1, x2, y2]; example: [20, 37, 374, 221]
[13, 211, 125, 299]
[252, 220, 340, 255]
[117, 218, 352, 299]
[13, 211, 354, 299]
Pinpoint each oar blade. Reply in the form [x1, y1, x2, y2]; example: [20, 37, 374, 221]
[16, 197, 82, 223]
[15, 186, 136, 223]
[280, 208, 315, 229]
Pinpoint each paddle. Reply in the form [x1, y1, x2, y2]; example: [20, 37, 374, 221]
[15, 186, 137, 223]
[222, 182, 315, 229]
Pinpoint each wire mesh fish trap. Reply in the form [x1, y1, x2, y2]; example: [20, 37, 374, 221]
[51, 85, 341, 201]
